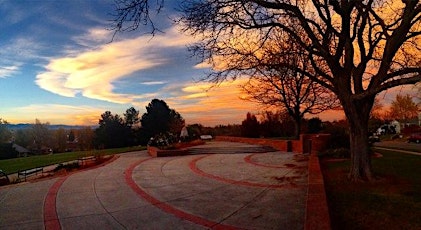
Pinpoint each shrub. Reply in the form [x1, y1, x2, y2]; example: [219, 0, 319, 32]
[319, 148, 351, 158]
[54, 162, 80, 171]
[147, 132, 177, 148]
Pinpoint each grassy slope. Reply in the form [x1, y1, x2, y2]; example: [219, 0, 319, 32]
[321, 149, 421, 230]
[0, 146, 145, 174]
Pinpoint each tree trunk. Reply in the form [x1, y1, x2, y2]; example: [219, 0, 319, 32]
[342, 96, 376, 181]
[293, 118, 301, 140]
[348, 117, 373, 181]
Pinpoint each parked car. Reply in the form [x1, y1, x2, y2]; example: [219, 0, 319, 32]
[407, 133, 421, 144]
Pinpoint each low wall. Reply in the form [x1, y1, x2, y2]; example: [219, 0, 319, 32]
[215, 134, 330, 154]
[147, 146, 188, 157]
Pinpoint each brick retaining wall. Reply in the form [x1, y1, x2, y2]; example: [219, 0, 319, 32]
[215, 134, 330, 154]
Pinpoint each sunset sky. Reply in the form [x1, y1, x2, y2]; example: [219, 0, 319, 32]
[0, 1, 418, 126]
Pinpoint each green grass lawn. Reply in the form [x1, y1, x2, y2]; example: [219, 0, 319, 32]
[321, 149, 421, 230]
[0, 146, 145, 174]
[373, 142, 421, 153]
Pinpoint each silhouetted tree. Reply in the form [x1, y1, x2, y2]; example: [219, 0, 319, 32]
[259, 111, 283, 137]
[141, 99, 185, 139]
[242, 34, 339, 139]
[68, 130, 76, 142]
[124, 107, 140, 128]
[241, 113, 260, 138]
[0, 118, 12, 143]
[307, 117, 323, 134]
[95, 111, 130, 148]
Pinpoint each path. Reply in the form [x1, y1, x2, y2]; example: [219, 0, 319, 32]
[0, 141, 309, 230]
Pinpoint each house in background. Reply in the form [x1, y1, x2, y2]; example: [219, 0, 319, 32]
[13, 143, 30, 157]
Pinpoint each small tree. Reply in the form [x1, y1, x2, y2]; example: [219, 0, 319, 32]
[78, 127, 94, 150]
[53, 128, 67, 153]
[259, 111, 283, 137]
[124, 107, 140, 128]
[241, 112, 260, 138]
[389, 94, 419, 124]
[95, 111, 130, 149]
[0, 118, 12, 143]
[30, 119, 52, 154]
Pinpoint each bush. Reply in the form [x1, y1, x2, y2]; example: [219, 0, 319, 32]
[322, 122, 350, 149]
[147, 132, 177, 148]
[319, 148, 351, 158]
[0, 143, 18, 160]
[54, 162, 80, 171]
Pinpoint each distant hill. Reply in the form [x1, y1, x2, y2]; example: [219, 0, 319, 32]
[7, 124, 95, 130]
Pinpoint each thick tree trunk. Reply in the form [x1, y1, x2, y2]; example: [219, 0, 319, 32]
[348, 117, 373, 181]
[342, 96, 376, 181]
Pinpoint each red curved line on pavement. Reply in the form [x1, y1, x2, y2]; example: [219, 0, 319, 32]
[43, 155, 120, 230]
[44, 176, 68, 230]
[244, 154, 288, 168]
[190, 155, 295, 189]
[125, 158, 239, 230]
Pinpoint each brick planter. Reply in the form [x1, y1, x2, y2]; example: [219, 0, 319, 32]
[147, 146, 189, 157]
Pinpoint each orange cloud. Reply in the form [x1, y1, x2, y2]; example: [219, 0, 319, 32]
[5, 104, 103, 125]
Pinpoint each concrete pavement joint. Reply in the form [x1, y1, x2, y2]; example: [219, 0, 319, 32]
[190, 155, 302, 189]
[93, 170, 126, 229]
[43, 155, 120, 230]
[125, 158, 241, 230]
[244, 153, 288, 168]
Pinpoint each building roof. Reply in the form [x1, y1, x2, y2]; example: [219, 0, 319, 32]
[12, 143, 30, 153]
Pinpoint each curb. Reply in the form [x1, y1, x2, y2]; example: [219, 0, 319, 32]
[305, 153, 331, 230]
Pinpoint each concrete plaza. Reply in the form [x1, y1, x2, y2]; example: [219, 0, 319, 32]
[0, 141, 311, 230]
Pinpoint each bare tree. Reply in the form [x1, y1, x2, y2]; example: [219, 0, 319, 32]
[241, 34, 339, 139]
[112, 0, 421, 181]
[110, 0, 165, 37]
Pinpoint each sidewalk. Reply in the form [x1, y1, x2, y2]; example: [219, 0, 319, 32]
[0, 142, 315, 230]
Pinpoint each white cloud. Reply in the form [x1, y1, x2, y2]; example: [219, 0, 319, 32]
[0, 65, 19, 78]
[36, 26, 197, 105]
[140, 81, 167, 85]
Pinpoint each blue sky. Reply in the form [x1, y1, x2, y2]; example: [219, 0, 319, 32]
[0, 1, 418, 126]
[0, 0, 260, 126]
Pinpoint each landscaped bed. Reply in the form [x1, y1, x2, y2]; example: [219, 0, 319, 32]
[147, 139, 205, 157]
[321, 149, 421, 229]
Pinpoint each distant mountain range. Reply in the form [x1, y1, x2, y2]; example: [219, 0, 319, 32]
[7, 124, 96, 130]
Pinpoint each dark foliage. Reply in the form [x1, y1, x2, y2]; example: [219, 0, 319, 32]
[94, 111, 131, 149]
[241, 113, 260, 138]
[140, 99, 185, 142]
[322, 121, 350, 149]
[0, 143, 18, 160]
[307, 117, 323, 134]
